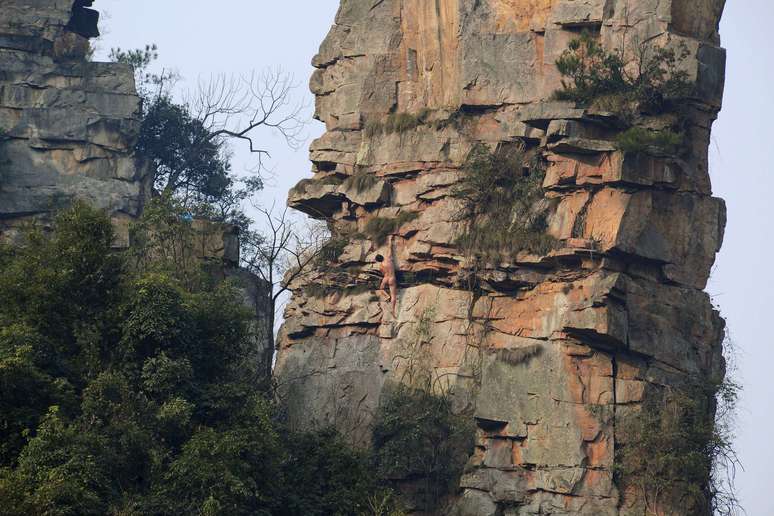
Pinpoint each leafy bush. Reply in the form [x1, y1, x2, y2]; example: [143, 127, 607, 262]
[554, 31, 691, 112]
[615, 127, 683, 155]
[372, 386, 474, 512]
[454, 144, 556, 261]
[364, 212, 419, 245]
[616, 378, 741, 516]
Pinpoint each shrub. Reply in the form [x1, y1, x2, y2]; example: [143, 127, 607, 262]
[615, 127, 683, 155]
[453, 144, 556, 261]
[554, 31, 691, 112]
[364, 212, 419, 245]
[616, 378, 740, 516]
[371, 385, 474, 512]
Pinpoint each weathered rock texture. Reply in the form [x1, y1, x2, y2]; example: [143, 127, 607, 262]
[0, 0, 146, 246]
[278, 0, 728, 514]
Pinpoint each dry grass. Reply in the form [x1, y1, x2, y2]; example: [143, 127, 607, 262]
[364, 212, 419, 245]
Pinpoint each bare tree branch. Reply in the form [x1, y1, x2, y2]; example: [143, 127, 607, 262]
[187, 68, 308, 176]
[240, 204, 329, 351]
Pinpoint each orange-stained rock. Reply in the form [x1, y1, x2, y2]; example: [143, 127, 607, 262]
[276, 0, 728, 514]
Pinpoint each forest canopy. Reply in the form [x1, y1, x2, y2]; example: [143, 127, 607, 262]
[0, 204, 392, 516]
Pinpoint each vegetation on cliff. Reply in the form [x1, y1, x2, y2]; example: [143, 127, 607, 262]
[364, 212, 420, 246]
[110, 45, 301, 227]
[454, 143, 556, 261]
[554, 30, 692, 113]
[616, 376, 741, 515]
[372, 386, 473, 513]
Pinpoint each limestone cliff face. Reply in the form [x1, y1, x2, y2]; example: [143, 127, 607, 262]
[279, 0, 727, 514]
[0, 0, 146, 246]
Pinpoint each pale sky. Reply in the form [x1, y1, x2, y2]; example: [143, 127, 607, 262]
[95, 1, 773, 513]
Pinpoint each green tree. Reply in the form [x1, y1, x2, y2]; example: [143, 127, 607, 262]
[137, 97, 232, 201]
[0, 205, 266, 514]
[0, 203, 386, 515]
[279, 429, 376, 516]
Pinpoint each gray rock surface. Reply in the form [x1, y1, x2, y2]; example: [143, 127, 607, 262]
[0, 0, 146, 245]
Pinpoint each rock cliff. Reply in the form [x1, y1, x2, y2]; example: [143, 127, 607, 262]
[275, 1, 728, 514]
[0, 0, 145, 246]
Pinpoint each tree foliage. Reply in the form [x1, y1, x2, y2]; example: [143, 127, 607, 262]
[110, 45, 304, 220]
[0, 204, 384, 515]
[372, 386, 473, 512]
[110, 46, 243, 213]
[137, 97, 233, 201]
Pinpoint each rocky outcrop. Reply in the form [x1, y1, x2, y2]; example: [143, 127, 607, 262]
[276, 0, 728, 514]
[0, 0, 146, 246]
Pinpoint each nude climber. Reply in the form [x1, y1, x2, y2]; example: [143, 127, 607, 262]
[376, 235, 398, 316]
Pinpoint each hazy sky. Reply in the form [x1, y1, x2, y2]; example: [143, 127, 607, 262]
[95, 1, 772, 513]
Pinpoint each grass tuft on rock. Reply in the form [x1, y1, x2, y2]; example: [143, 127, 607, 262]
[365, 110, 432, 138]
[315, 233, 349, 268]
[615, 127, 683, 155]
[302, 279, 377, 300]
[342, 170, 380, 193]
[364, 212, 419, 245]
[454, 143, 556, 261]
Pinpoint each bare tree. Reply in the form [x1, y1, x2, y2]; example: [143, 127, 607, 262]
[241, 204, 328, 352]
[188, 68, 307, 175]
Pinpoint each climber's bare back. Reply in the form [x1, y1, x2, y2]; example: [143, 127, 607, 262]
[376, 235, 398, 316]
